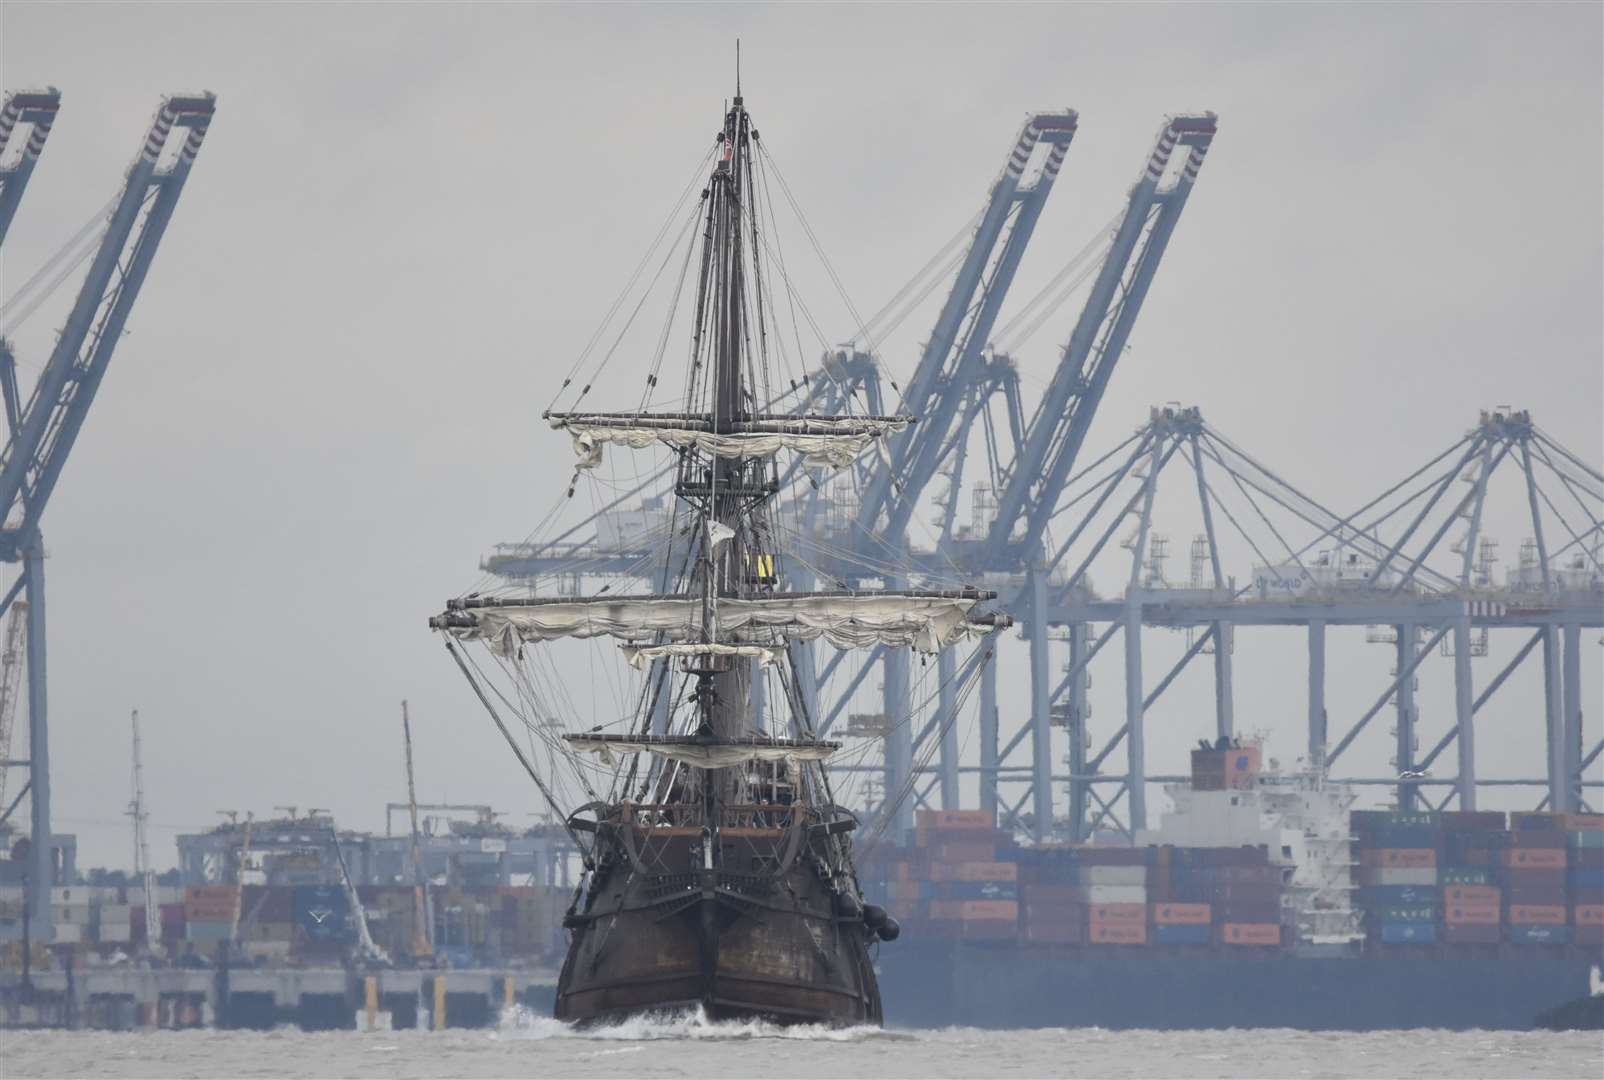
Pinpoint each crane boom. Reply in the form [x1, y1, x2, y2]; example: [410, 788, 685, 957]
[982, 113, 1217, 568]
[0, 599, 25, 813]
[856, 111, 1078, 538]
[0, 89, 61, 247]
[0, 93, 215, 556]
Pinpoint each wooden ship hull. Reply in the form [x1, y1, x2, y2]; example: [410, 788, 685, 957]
[554, 811, 884, 1026]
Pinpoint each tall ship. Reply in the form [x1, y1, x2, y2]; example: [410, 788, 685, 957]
[429, 86, 1010, 1025]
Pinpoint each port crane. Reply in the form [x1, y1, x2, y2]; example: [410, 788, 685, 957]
[0, 92, 216, 926]
[126, 709, 160, 956]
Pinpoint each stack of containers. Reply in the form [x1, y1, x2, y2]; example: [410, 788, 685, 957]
[1352, 810, 1440, 944]
[50, 885, 92, 947]
[1016, 848, 1084, 944]
[916, 810, 1018, 940]
[184, 884, 239, 956]
[1075, 848, 1148, 945]
[96, 901, 133, 947]
[499, 885, 562, 958]
[1568, 814, 1604, 947]
[1157, 846, 1281, 947]
[1437, 810, 1505, 946]
[1506, 813, 1569, 946]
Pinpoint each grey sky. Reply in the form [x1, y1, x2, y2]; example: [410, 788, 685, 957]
[1, 2, 1599, 867]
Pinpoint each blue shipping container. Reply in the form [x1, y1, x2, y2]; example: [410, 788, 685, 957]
[1507, 924, 1571, 945]
[1364, 827, 1439, 849]
[1566, 867, 1604, 889]
[1378, 922, 1437, 945]
[1152, 923, 1211, 946]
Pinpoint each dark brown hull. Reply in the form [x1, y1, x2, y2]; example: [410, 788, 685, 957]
[555, 828, 882, 1027]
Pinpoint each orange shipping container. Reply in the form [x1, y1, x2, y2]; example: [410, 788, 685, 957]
[1507, 904, 1566, 925]
[1221, 922, 1281, 946]
[1563, 814, 1604, 833]
[1089, 903, 1146, 924]
[1152, 903, 1212, 925]
[1501, 848, 1566, 870]
[1443, 903, 1500, 925]
[928, 900, 965, 921]
[1088, 922, 1147, 945]
[1573, 905, 1604, 925]
[1442, 885, 1500, 906]
[1360, 848, 1436, 868]
[959, 900, 1017, 921]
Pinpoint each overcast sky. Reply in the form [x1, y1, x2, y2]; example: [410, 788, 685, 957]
[2, 2, 1599, 868]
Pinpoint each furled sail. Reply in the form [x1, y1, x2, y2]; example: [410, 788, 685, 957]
[563, 732, 839, 768]
[618, 642, 785, 670]
[431, 589, 1007, 657]
[547, 412, 912, 471]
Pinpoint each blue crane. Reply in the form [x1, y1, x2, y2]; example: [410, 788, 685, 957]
[0, 89, 62, 247]
[0, 93, 215, 927]
[980, 114, 1217, 571]
[854, 111, 1078, 546]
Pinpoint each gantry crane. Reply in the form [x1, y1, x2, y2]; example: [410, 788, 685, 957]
[0, 92, 216, 926]
[0, 600, 26, 822]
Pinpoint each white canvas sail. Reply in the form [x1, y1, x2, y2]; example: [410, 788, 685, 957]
[436, 591, 999, 658]
[551, 414, 910, 471]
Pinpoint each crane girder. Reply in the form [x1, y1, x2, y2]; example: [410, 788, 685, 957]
[856, 110, 1079, 540]
[0, 93, 215, 560]
[981, 113, 1217, 571]
[0, 88, 62, 248]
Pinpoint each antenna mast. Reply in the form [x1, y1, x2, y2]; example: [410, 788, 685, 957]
[127, 709, 160, 956]
[402, 700, 433, 957]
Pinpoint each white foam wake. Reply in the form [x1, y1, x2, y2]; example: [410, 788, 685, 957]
[495, 1003, 903, 1042]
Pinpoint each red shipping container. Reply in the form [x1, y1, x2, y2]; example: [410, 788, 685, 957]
[928, 900, 965, 921]
[1442, 885, 1500, 906]
[1152, 903, 1211, 925]
[1441, 923, 1501, 945]
[1439, 811, 1507, 831]
[1573, 905, 1604, 925]
[1024, 921, 1083, 944]
[1361, 848, 1436, 868]
[1220, 922, 1280, 946]
[1023, 905, 1086, 927]
[1505, 886, 1567, 906]
[1443, 903, 1500, 925]
[1507, 904, 1566, 925]
[959, 900, 1017, 921]
[931, 841, 997, 863]
[916, 809, 996, 833]
[1089, 903, 1145, 924]
[1501, 848, 1566, 870]
[1564, 813, 1604, 832]
[1088, 921, 1147, 945]
[1509, 831, 1568, 849]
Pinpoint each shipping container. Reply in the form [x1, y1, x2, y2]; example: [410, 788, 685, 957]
[1088, 903, 1145, 924]
[1501, 847, 1566, 869]
[1571, 905, 1603, 925]
[1151, 903, 1211, 925]
[1510, 812, 1566, 832]
[1361, 868, 1437, 887]
[1375, 905, 1435, 924]
[1441, 885, 1500, 906]
[1440, 923, 1501, 944]
[1088, 922, 1147, 945]
[1072, 885, 1148, 905]
[1507, 924, 1570, 945]
[1360, 848, 1436, 868]
[1379, 922, 1436, 945]
[1151, 922, 1211, 946]
[1022, 921, 1082, 944]
[1564, 813, 1604, 832]
[1442, 903, 1500, 925]
[1507, 904, 1566, 925]
[1363, 884, 1437, 906]
[1219, 922, 1280, 946]
[1439, 866, 1494, 886]
[1077, 865, 1146, 886]
[929, 862, 1018, 883]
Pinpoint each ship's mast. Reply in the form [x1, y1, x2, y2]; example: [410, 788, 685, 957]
[706, 95, 754, 746]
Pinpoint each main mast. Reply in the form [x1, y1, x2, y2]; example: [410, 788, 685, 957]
[704, 94, 757, 746]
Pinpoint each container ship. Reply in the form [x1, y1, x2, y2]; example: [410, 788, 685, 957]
[860, 747, 1603, 1030]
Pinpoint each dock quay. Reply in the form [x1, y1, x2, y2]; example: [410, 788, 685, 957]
[0, 967, 557, 1031]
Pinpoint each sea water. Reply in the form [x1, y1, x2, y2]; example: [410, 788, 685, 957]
[3, 1008, 1600, 1079]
